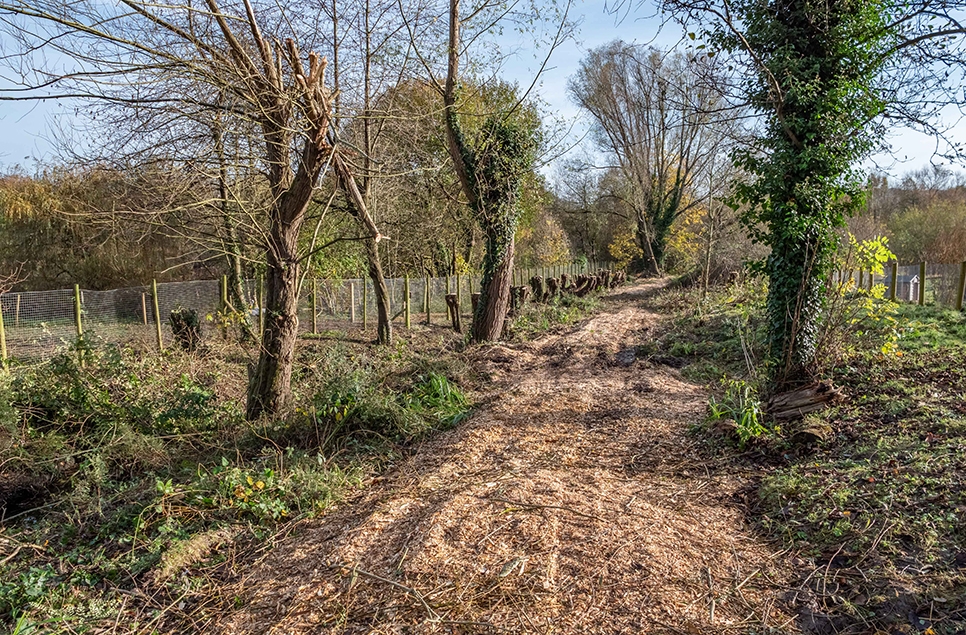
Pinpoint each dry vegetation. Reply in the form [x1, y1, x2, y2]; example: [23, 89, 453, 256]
[210, 279, 796, 634]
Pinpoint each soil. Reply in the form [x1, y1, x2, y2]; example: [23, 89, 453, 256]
[214, 278, 796, 634]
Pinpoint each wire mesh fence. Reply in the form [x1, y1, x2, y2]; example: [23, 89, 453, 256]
[0, 261, 613, 361]
[835, 261, 966, 309]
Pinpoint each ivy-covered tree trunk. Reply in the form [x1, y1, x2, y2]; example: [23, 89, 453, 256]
[633, 183, 686, 276]
[473, 231, 515, 341]
[721, 0, 888, 386]
[442, 0, 537, 343]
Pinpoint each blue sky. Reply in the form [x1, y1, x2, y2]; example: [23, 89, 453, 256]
[0, 1, 958, 177]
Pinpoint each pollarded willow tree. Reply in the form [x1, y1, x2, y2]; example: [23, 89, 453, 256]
[0, 0, 393, 419]
[662, 0, 966, 387]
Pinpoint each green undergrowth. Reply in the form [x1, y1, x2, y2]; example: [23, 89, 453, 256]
[0, 335, 474, 633]
[639, 279, 768, 387]
[506, 293, 602, 340]
[646, 282, 966, 633]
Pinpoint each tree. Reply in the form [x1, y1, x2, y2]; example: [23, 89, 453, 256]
[394, 0, 572, 341]
[327, 0, 425, 346]
[438, 0, 574, 341]
[659, 0, 966, 387]
[0, 0, 384, 419]
[569, 42, 735, 276]
[553, 163, 633, 264]
[0, 167, 198, 290]
[724, 0, 891, 384]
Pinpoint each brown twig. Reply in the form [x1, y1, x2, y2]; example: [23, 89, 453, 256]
[479, 495, 603, 521]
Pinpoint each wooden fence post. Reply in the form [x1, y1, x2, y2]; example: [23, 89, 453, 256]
[14, 294, 19, 328]
[0, 296, 7, 371]
[349, 281, 356, 323]
[73, 284, 86, 366]
[141, 293, 148, 325]
[152, 279, 164, 352]
[919, 262, 926, 306]
[957, 261, 966, 311]
[890, 262, 898, 301]
[445, 275, 452, 321]
[405, 274, 411, 329]
[74, 284, 84, 341]
[312, 279, 318, 334]
[456, 273, 462, 320]
[425, 275, 431, 325]
[362, 276, 368, 329]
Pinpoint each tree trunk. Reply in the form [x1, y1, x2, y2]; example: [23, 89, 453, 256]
[473, 234, 514, 341]
[366, 238, 392, 344]
[767, 231, 826, 385]
[334, 154, 392, 344]
[635, 213, 662, 276]
[445, 293, 462, 333]
[246, 218, 300, 420]
[214, 118, 256, 342]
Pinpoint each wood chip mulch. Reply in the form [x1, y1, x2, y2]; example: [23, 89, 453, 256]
[215, 279, 796, 634]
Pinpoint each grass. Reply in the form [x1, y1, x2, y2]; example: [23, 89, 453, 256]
[0, 330, 476, 634]
[505, 293, 602, 340]
[0, 282, 609, 634]
[646, 281, 966, 634]
[639, 278, 767, 385]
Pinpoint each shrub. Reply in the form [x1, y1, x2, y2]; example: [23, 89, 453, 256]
[3, 345, 234, 485]
[169, 306, 200, 352]
[707, 379, 770, 449]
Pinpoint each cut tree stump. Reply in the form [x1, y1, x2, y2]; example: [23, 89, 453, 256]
[546, 277, 559, 299]
[530, 276, 545, 302]
[509, 286, 530, 315]
[444, 293, 461, 333]
[767, 382, 845, 420]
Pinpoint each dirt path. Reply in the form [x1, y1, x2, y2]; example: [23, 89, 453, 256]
[217, 279, 794, 634]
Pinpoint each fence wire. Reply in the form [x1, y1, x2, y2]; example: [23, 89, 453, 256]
[0, 262, 615, 360]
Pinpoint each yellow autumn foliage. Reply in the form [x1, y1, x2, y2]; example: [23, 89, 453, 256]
[608, 227, 643, 270]
[665, 204, 705, 273]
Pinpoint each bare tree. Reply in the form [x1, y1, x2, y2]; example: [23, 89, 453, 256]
[0, 0, 384, 419]
[569, 42, 737, 276]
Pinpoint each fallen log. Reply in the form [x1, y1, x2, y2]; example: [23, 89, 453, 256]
[767, 382, 845, 420]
